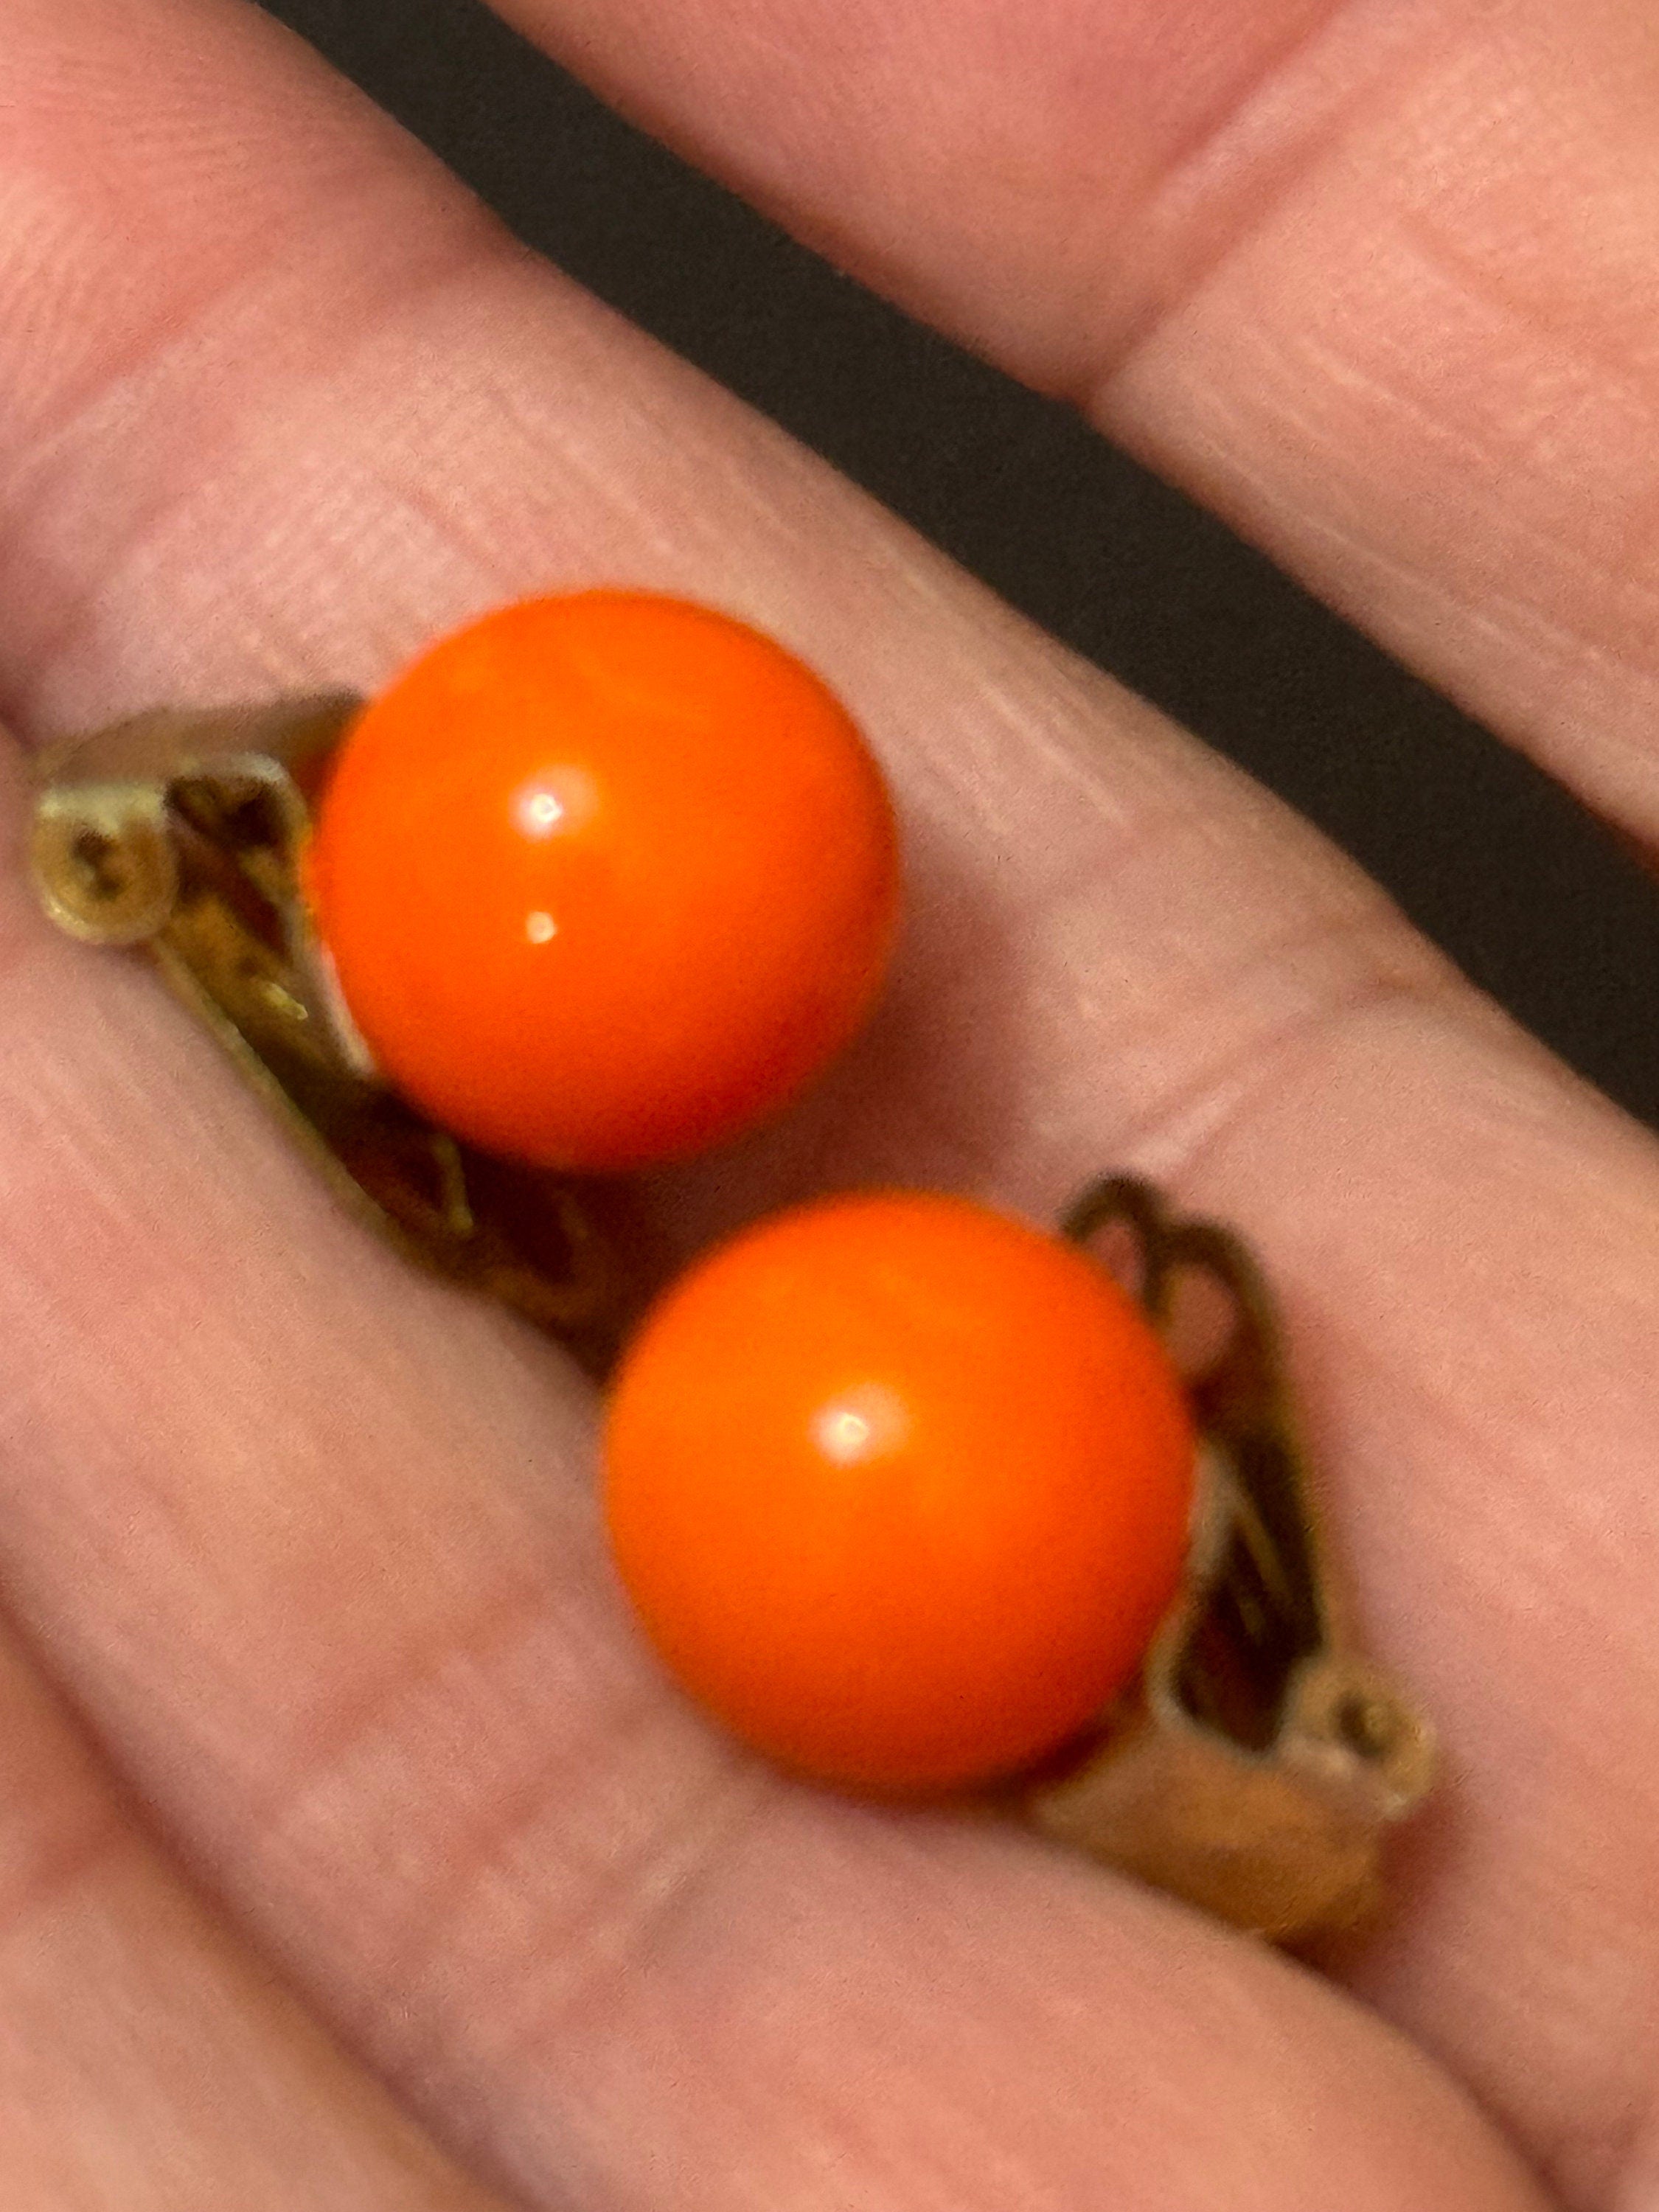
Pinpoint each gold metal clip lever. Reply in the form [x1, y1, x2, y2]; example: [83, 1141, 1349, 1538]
[30, 702, 621, 1367]
[1021, 1178, 1436, 1940]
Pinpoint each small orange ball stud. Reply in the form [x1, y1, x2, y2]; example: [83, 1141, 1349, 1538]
[306, 593, 899, 1172]
[604, 1191, 1196, 1792]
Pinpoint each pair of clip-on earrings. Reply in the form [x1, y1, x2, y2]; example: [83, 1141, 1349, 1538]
[30, 589, 1433, 1941]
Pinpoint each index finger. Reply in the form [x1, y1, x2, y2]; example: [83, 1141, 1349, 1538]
[490, 0, 1659, 847]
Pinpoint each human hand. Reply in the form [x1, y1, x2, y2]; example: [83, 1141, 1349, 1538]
[0, 1, 1652, 2207]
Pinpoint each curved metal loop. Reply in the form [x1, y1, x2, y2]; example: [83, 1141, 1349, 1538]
[1028, 1178, 1436, 1939]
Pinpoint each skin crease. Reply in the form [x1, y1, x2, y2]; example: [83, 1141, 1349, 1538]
[0, 1, 1650, 2210]
[0, 1625, 510, 2211]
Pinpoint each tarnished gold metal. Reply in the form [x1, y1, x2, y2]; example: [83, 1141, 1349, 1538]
[1018, 1178, 1436, 1940]
[31, 701, 620, 1366]
[31, 709, 1431, 1941]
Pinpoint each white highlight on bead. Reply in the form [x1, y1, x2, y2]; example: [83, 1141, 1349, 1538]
[522, 790, 565, 832]
[512, 766, 599, 841]
[811, 1383, 911, 1465]
[525, 910, 557, 945]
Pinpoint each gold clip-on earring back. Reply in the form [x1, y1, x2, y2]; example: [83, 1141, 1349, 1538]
[29, 591, 1433, 1941]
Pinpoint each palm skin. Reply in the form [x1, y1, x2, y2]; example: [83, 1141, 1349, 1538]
[0, 0, 1654, 2206]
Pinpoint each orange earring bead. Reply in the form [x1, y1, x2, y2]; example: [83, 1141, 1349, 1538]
[603, 1191, 1196, 1793]
[305, 592, 899, 1173]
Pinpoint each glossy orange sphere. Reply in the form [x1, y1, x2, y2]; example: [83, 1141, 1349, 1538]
[604, 1192, 1196, 1792]
[306, 593, 899, 1172]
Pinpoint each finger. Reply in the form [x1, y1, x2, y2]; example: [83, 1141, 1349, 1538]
[0, 1620, 508, 2209]
[480, 0, 1659, 849]
[0, 0, 1630, 2205]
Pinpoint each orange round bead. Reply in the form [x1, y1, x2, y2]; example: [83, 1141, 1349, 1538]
[305, 593, 899, 1172]
[603, 1192, 1196, 1792]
